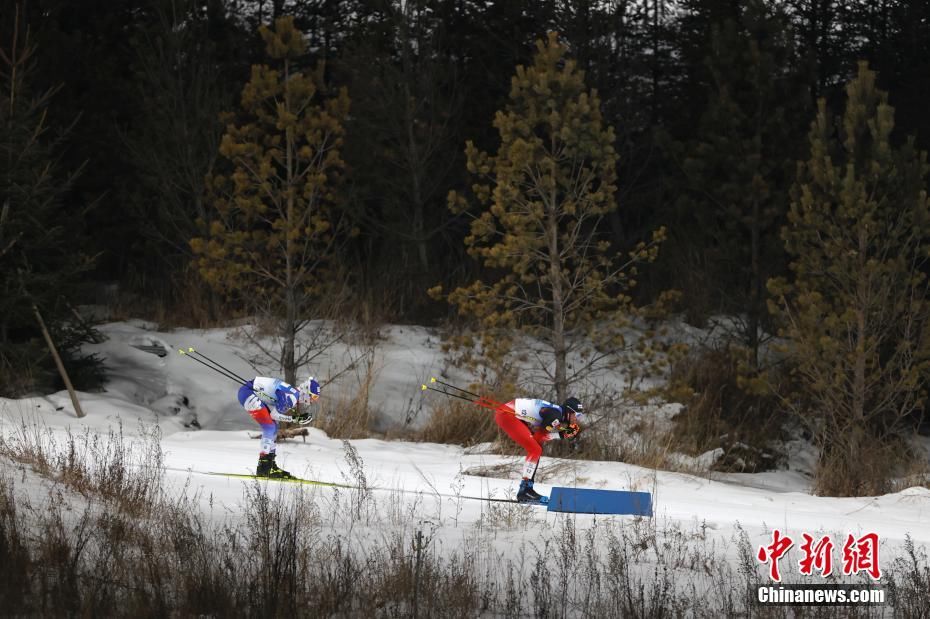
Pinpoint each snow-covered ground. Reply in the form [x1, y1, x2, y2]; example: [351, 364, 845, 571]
[1, 319, 928, 611]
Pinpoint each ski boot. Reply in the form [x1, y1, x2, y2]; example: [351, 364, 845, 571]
[256, 453, 293, 479]
[517, 479, 548, 504]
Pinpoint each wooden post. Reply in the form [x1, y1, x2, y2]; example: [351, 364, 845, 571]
[32, 303, 85, 418]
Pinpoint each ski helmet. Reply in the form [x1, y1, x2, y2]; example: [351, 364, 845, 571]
[298, 377, 321, 404]
[562, 396, 584, 421]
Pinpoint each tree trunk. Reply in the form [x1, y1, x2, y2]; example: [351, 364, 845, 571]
[398, 5, 430, 274]
[405, 96, 429, 272]
[284, 290, 296, 384]
[650, 0, 660, 123]
[547, 186, 567, 402]
[748, 189, 761, 370]
[283, 56, 296, 385]
[851, 225, 869, 466]
[853, 305, 867, 431]
[33, 304, 85, 418]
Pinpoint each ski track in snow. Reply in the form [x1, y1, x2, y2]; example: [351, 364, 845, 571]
[1, 319, 928, 578]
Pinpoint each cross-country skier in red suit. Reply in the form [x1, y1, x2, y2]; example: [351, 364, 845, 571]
[494, 396, 584, 503]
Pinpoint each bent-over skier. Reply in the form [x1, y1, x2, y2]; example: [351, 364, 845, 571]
[494, 396, 584, 503]
[237, 376, 321, 478]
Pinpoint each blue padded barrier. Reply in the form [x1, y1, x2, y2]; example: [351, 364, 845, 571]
[547, 487, 653, 516]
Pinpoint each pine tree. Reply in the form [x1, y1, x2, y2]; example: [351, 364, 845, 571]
[191, 16, 351, 383]
[768, 62, 930, 496]
[0, 9, 100, 395]
[123, 0, 243, 302]
[673, 0, 809, 366]
[339, 0, 464, 314]
[435, 33, 668, 401]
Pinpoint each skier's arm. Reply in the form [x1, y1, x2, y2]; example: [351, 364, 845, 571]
[539, 406, 581, 439]
[539, 406, 564, 433]
[561, 409, 581, 439]
[270, 386, 299, 422]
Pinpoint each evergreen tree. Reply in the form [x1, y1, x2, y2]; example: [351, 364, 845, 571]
[0, 9, 99, 395]
[769, 62, 930, 496]
[435, 33, 667, 400]
[782, 0, 848, 98]
[25, 0, 149, 284]
[842, 0, 930, 152]
[123, 0, 244, 307]
[339, 0, 463, 316]
[191, 16, 351, 383]
[672, 0, 809, 364]
[439, 0, 556, 154]
[555, 0, 679, 253]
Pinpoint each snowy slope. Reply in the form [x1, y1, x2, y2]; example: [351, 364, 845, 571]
[1, 319, 928, 598]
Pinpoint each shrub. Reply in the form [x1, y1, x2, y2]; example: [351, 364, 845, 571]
[669, 346, 784, 473]
[3, 418, 927, 616]
[415, 399, 502, 447]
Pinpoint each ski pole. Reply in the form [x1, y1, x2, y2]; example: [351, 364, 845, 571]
[184, 347, 249, 383]
[178, 349, 284, 412]
[428, 377, 505, 408]
[178, 348, 245, 385]
[178, 348, 314, 424]
[191, 349, 248, 382]
[427, 376, 482, 400]
[420, 377, 505, 411]
[421, 383, 477, 403]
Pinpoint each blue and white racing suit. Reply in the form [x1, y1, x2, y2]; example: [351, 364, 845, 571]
[237, 377, 301, 455]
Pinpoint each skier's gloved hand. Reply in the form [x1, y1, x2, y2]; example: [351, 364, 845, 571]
[561, 422, 581, 440]
[292, 411, 314, 425]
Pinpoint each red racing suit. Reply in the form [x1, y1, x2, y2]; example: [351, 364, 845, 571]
[494, 398, 565, 480]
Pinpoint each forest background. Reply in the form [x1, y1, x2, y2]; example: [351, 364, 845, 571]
[4, 0, 930, 497]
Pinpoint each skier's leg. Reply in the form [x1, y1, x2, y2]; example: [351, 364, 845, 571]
[248, 414, 291, 478]
[244, 405, 277, 453]
[518, 430, 558, 499]
[494, 409, 543, 478]
[249, 412, 279, 476]
[495, 410, 545, 501]
[256, 418, 278, 455]
[531, 428, 557, 463]
[239, 386, 283, 475]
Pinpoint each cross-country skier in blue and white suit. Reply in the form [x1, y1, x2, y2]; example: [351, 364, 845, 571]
[237, 376, 321, 478]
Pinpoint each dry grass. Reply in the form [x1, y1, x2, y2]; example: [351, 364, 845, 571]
[0, 418, 923, 617]
[107, 265, 222, 329]
[415, 398, 503, 447]
[556, 412, 682, 471]
[0, 349, 40, 397]
[312, 352, 378, 440]
[0, 419, 164, 515]
[668, 346, 785, 473]
[313, 392, 374, 440]
[461, 458, 576, 483]
[814, 435, 924, 497]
